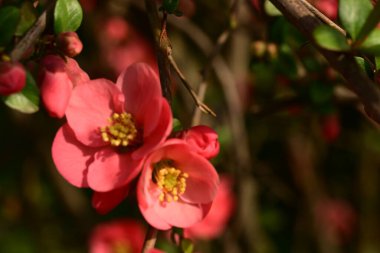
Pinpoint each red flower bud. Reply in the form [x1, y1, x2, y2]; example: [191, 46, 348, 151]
[176, 125, 220, 159]
[56, 32, 83, 57]
[0, 62, 26, 96]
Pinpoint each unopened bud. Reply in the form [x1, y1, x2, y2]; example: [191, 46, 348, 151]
[0, 62, 26, 96]
[56, 32, 83, 57]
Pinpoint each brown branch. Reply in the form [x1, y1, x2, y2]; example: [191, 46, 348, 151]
[269, 0, 380, 125]
[10, 1, 56, 62]
[144, 0, 172, 102]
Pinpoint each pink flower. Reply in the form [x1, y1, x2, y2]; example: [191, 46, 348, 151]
[89, 219, 145, 253]
[184, 176, 235, 239]
[0, 62, 26, 96]
[39, 55, 89, 118]
[56, 32, 83, 57]
[52, 63, 172, 194]
[138, 139, 219, 230]
[176, 125, 220, 159]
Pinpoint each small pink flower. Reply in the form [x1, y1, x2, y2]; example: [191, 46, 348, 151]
[39, 55, 89, 118]
[52, 63, 172, 194]
[176, 125, 220, 159]
[184, 176, 235, 239]
[56, 32, 83, 57]
[0, 62, 26, 96]
[138, 139, 219, 230]
[89, 219, 145, 253]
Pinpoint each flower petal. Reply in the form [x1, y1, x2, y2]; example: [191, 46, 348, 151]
[116, 63, 162, 123]
[132, 99, 172, 160]
[92, 186, 130, 214]
[154, 200, 207, 228]
[52, 124, 95, 188]
[87, 148, 143, 192]
[66, 78, 123, 147]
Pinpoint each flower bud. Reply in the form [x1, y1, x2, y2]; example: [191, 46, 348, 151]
[0, 62, 26, 96]
[56, 32, 83, 57]
[177, 125, 220, 159]
[39, 55, 73, 118]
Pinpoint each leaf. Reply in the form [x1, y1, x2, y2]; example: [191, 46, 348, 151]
[354, 56, 374, 78]
[356, 2, 380, 43]
[172, 118, 183, 132]
[54, 0, 83, 34]
[15, 2, 37, 36]
[339, 0, 373, 40]
[375, 56, 380, 71]
[359, 29, 380, 56]
[181, 239, 194, 253]
[3, 72, 39, 114]
[313, 25, 350, 51]
[0, 6, 20, 46]
[264, 0, 282, 16]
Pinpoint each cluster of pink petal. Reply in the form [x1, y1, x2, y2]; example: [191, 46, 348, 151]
[52, 63, 172, 213]
[138, 126, 220, 230]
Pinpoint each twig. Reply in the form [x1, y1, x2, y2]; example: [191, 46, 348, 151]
[168, 54, 216, 117]
[10, 1, 56, 62]
[298, 0, 346, 36]
[141, 226, 158, 253]
[269, 0, 380, 125]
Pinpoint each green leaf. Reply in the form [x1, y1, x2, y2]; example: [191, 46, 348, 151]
[15, 2, 37, 36]
[3, 72, 39, 114]
[264, 0, 282, 16]
[0, 6, 20, 46]
[359, 29, 380, 56]
[356, 2, 380, 43]
[375, 56, 380, 71]
[181, 239, 194, 253]
[355, 56, 374, 78]
[313, 25, 350, 51]
[54, 0, 83, 34]
[339, 0, 373, 40]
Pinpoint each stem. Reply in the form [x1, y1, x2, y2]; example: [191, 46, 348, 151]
[10, 1, 56, 62]
[141, 226, 158, 253]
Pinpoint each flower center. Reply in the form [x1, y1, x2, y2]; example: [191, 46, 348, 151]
[153, 160, 189, 203]
[100, 112, 138, 147]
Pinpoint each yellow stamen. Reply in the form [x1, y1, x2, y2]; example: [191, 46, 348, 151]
[153, 159, 189, 204]
[100, 112, 138, 147]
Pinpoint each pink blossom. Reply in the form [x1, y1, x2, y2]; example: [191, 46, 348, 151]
[56, 32, 83, 57]
[39, 55, 89, 118]
[138, 139, 219, 230]
[176, 125, 220, 159]
[89, 219, 145, 253]
[0, 62, 26, 96]
[184, 176, 235, 239]
[52, 63, 172, 194]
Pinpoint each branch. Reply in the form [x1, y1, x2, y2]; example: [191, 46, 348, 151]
[10, 1, 56, 62]
[269, 0, 380, 125]
[144, 0, 172, 102]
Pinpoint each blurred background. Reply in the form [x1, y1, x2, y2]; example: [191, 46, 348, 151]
[1, 0, 379, 252]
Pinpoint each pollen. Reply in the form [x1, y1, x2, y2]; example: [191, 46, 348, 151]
[153, 160, 189, 204]
[100, 112, 138, 147]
